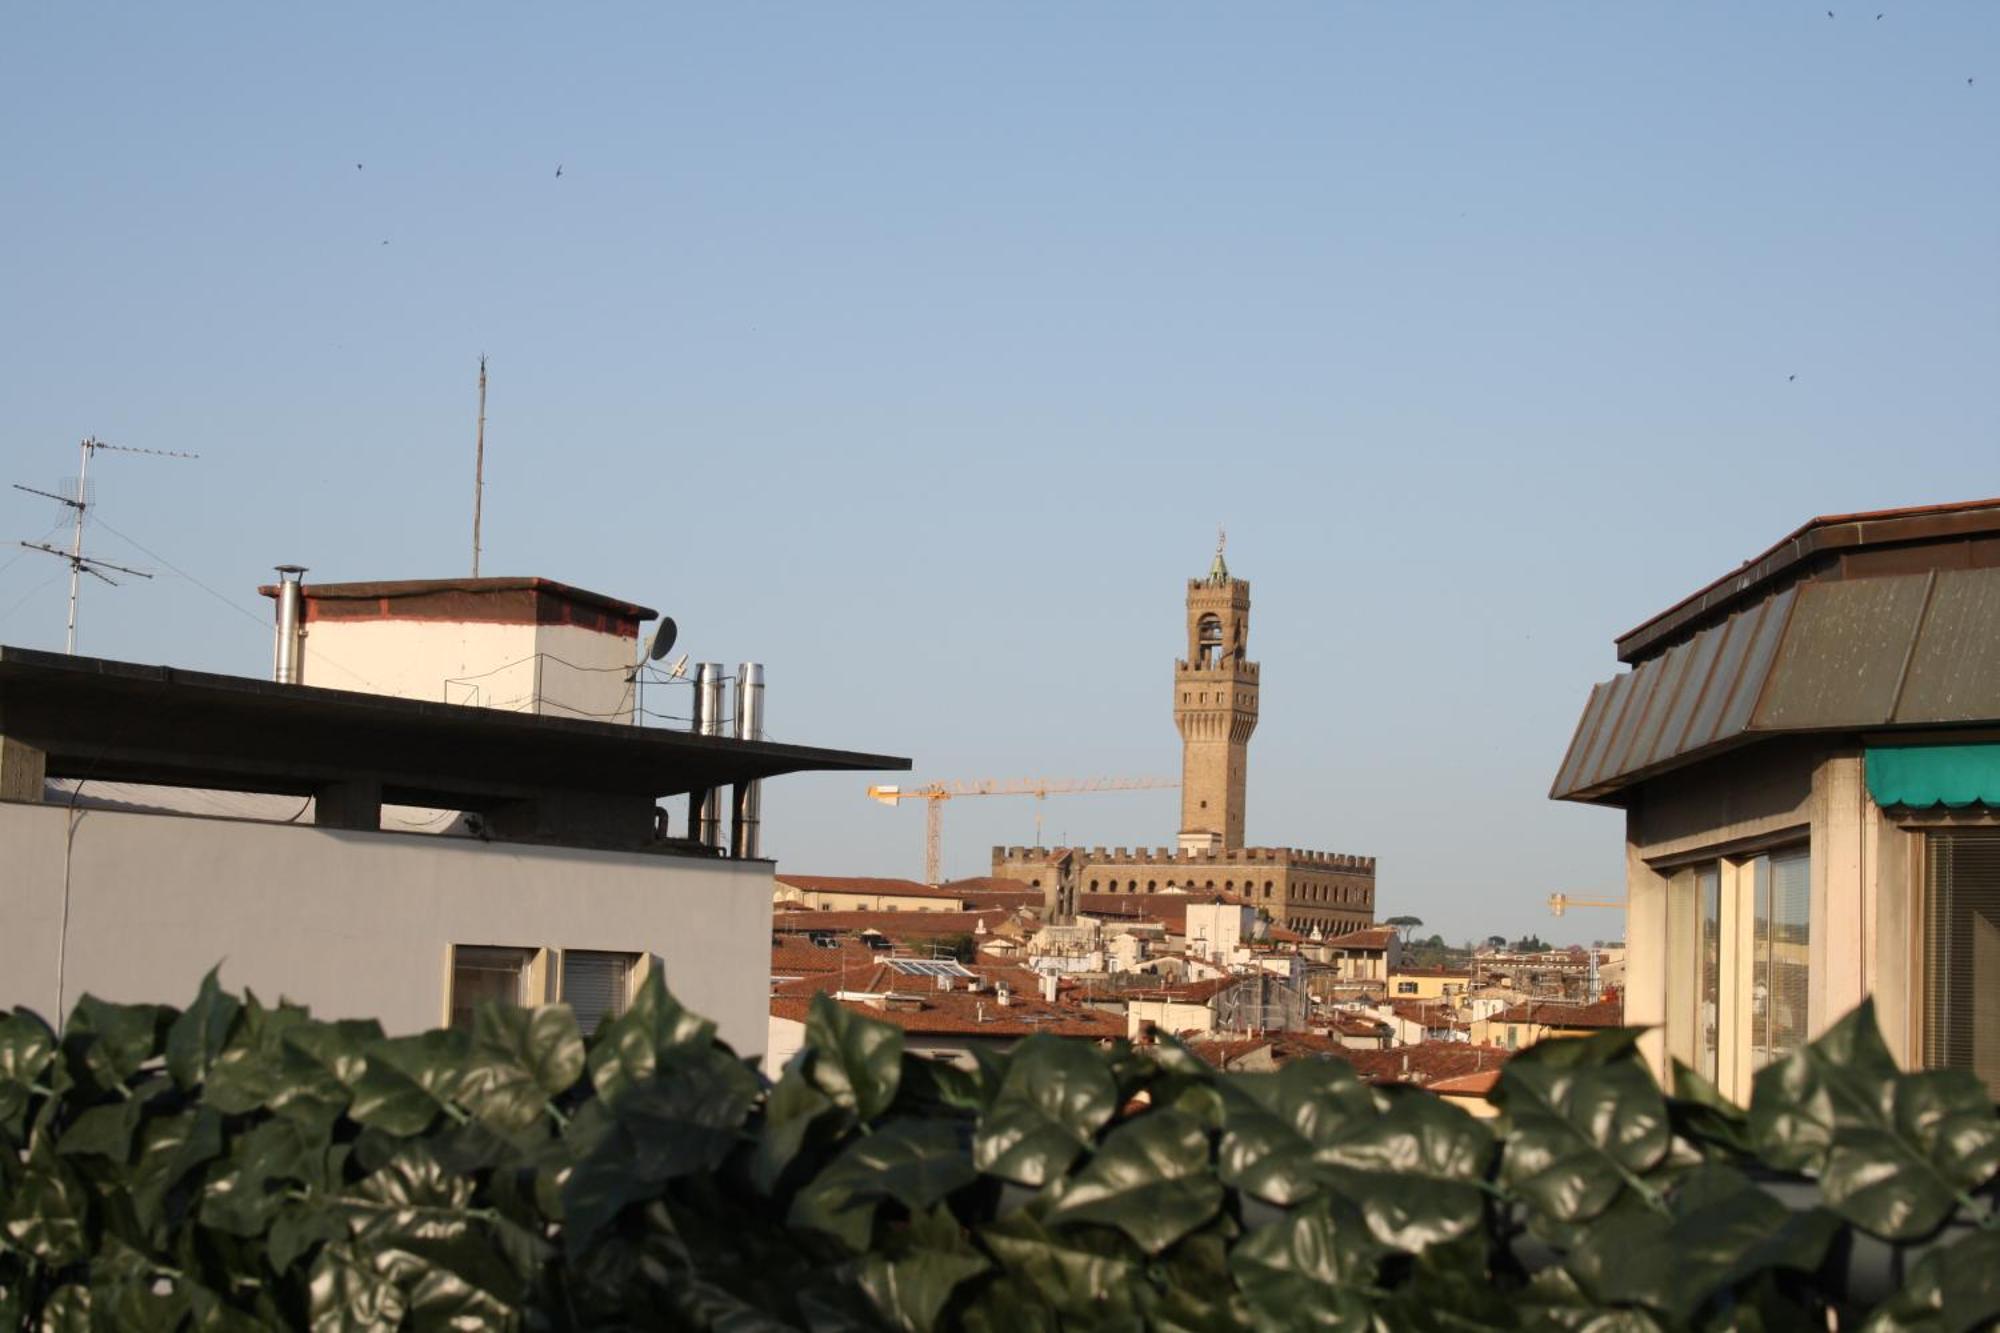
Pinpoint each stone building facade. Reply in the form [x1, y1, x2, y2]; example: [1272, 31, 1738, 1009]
[990, 542, 1377, 936]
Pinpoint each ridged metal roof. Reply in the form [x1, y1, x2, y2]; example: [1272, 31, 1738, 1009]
[1552, 567, 2000, 802]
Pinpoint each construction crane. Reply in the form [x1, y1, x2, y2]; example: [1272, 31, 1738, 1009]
[867, 777, 1179, 885]
[1547, 892, 1625, 918]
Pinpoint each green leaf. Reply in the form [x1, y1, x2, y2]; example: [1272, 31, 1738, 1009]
[585, 969, 715, 1105]
[562, 1046, 760, 1249]
[165, 967, 242, 1090]
[1216, 1060, 1382, 1206]
[856, 1204, 991, 1333]
[1858, 1227, 2000, 1332]
[1311, 1089, 1494, 1251]
[976, 1210, 1148, 1322]
[202, 993, 320, 1115]
[129, 1106, 224, 1231]
[1045, 1109, 1223, 1255]
[269, 1203, 349, 1273]
[805, 994, 904, 1122]
[1229, 1195, 1382, 1330]
[790, 1119, 977, 1251]
[1496, 1055, 1670, 1226]
[972, 1035, 1118, 1186]
[751, 1063, 840, 1195]
[0, 1008, 56, 1139]
[63, 994, 172, 1096]
[346, 1029, 471, 1136]
[1, 1146, 90, 1265]
[1749, 1001, 2000, 1240]
[456, 1003, 584, 1132]
[307, 1240, 407, 1333]
[38, 1284, 92, 1333]
[1667, 1059, 1753, 1159]
[1565, 1165, 1840, 1321]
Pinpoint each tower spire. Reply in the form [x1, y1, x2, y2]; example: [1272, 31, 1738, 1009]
[1209, 525, 1229, 583]
[1174, 541, 1257, 850]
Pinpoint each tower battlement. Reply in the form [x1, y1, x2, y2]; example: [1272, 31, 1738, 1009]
[995, 845, 1374, 872]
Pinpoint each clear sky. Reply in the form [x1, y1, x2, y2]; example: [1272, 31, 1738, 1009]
[3, 4, 1994, 945]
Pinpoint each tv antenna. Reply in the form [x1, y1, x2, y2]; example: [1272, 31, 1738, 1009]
[12, 437, 197, 653]
[471, 355, 487, 578]
[627, 618, 682, 724]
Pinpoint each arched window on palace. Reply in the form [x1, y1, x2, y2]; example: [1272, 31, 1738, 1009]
[1196, 614, 1223, 667]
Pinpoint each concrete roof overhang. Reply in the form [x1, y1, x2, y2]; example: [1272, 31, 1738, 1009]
[0, 645, 908, 810]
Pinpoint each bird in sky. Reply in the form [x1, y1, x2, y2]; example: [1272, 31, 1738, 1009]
[1827, 9, 1834, 16]
[555, 164, 564, 178]
[1788, 374, 1797, 382]
[356, 163, 363, 171]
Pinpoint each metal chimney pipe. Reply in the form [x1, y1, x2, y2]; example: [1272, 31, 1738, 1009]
[272, 565, 307, 684]
[731, 663, 765, 858]
[692, 663, 727, 848]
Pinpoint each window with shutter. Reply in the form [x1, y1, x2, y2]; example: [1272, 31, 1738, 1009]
[1925, 829, 2000, 1100]
[450, 945, 534, 1031]
[562, 951, 635, 1034]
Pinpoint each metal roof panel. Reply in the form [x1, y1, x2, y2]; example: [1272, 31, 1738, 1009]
[1894, 567, 2000, 724]
[1752, 578, 1930, 730]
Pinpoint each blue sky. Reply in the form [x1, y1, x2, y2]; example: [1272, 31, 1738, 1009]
[3, 4, 1994, 944]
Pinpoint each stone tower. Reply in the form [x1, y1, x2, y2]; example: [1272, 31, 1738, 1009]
[1173, 535, 1259, 850]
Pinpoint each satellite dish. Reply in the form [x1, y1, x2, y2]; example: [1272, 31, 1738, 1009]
[666, 653, 689, 679]
[645, 617, 678, 662]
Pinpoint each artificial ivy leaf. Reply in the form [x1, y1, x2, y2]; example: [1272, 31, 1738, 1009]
[790, 1119, 977, 1251]
[1566, 1166, 1840, 1322]
[1496, 1056, 1670, 1227]
[202, 994, 319, 1115]
[1228, 1196, 1381, 1330]
[269, 1202, 349, 1273]
[1857, 1226, 2000, 1332]
[856, 1204, 991, 1333]
[585, 969, 715, 1105]
[972, 1036, 1118, 1186]
[1749, 1001, 2000, 1240]
[63, 994, 172, 1096]
[38, 1284, 92, 1333]
[1, 1146, 89, 1265]
[562, 1047, 760, 1249]
[346, 1029, 471, 1136]
[54, 1095, 150, 1162]
[1045, 1109, 1222, 1255]
[0, 1008, 56, 1140]
[1312, 1089, 1494, 1251]
[1667, 1060, 1753, 1161]
[752, 1066, 840, 1196]
[456, 1004, 585, 1133]
[805, 994, 903, 1122]
[165, 967, 241, 1091]
[976, 1209, 1149, 1325]
[129, 1106, 223, 1232]
[307, 1240, 407, 1333]
[1216, 1060, 1381, 1207]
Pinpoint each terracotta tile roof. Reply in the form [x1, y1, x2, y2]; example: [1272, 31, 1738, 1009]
[776, 874, 967, 900]
[1181, 1038, 1274, 1069]
[1391, 966, 1473, 979]
[1124, 975, 1241, 1005]
[768, 909, 1019, 938]
[1384, 999, 1468, 1029]
[769, 940, 883, 977]
[1327, 1012, 1392, 1039]
[768, 986, 1125, 1040]
[1428, 1070, 1501, 1097]
[1338, 1044, 1512, 1089]
[1486, 999, 1624, 1028]
[1323, 926, 1396, 950]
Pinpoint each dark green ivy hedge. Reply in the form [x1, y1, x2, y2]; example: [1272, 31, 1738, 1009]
[4, 970, 1999, 1331]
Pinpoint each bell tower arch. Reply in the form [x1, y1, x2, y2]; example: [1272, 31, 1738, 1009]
[1173, 531, 1258, 850]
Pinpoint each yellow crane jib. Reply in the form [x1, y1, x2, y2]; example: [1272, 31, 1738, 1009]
[866, 777, 1178, 885]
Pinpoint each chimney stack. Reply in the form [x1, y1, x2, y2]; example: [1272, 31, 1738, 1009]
[730, 663, 764, 858]
[690, 663, 727, 848]
[272, 566, 307, 684]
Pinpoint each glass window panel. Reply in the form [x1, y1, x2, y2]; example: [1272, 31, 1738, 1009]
[1752, 848, 1811, 1070]
[1696, 865, 1721, 1083]
[1925, 829, 2000, 1100]
[451, 945, 531, 1031]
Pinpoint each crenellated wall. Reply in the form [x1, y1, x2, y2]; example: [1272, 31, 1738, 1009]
[989, 844, 1376, 936]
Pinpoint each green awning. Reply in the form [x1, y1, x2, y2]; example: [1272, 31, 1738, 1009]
[1866, 743, 2000, 809]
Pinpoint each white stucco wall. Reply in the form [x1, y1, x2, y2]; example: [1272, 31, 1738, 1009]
[300, 618, 636, 722]
[0, 800, 771, 1052]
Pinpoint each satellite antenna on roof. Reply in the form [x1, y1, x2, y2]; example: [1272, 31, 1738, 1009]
[12, 437, 196, 653]
[629, 618, 683, 724]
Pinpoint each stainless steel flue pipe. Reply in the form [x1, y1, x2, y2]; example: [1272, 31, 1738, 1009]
[272, 566, 307, 684]
[731, 663, 764, 859]
[691, 663, 727, 849]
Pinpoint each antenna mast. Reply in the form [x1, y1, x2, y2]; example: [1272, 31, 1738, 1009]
[472, 355, 487, 577]
[11, 437, 196, 653]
